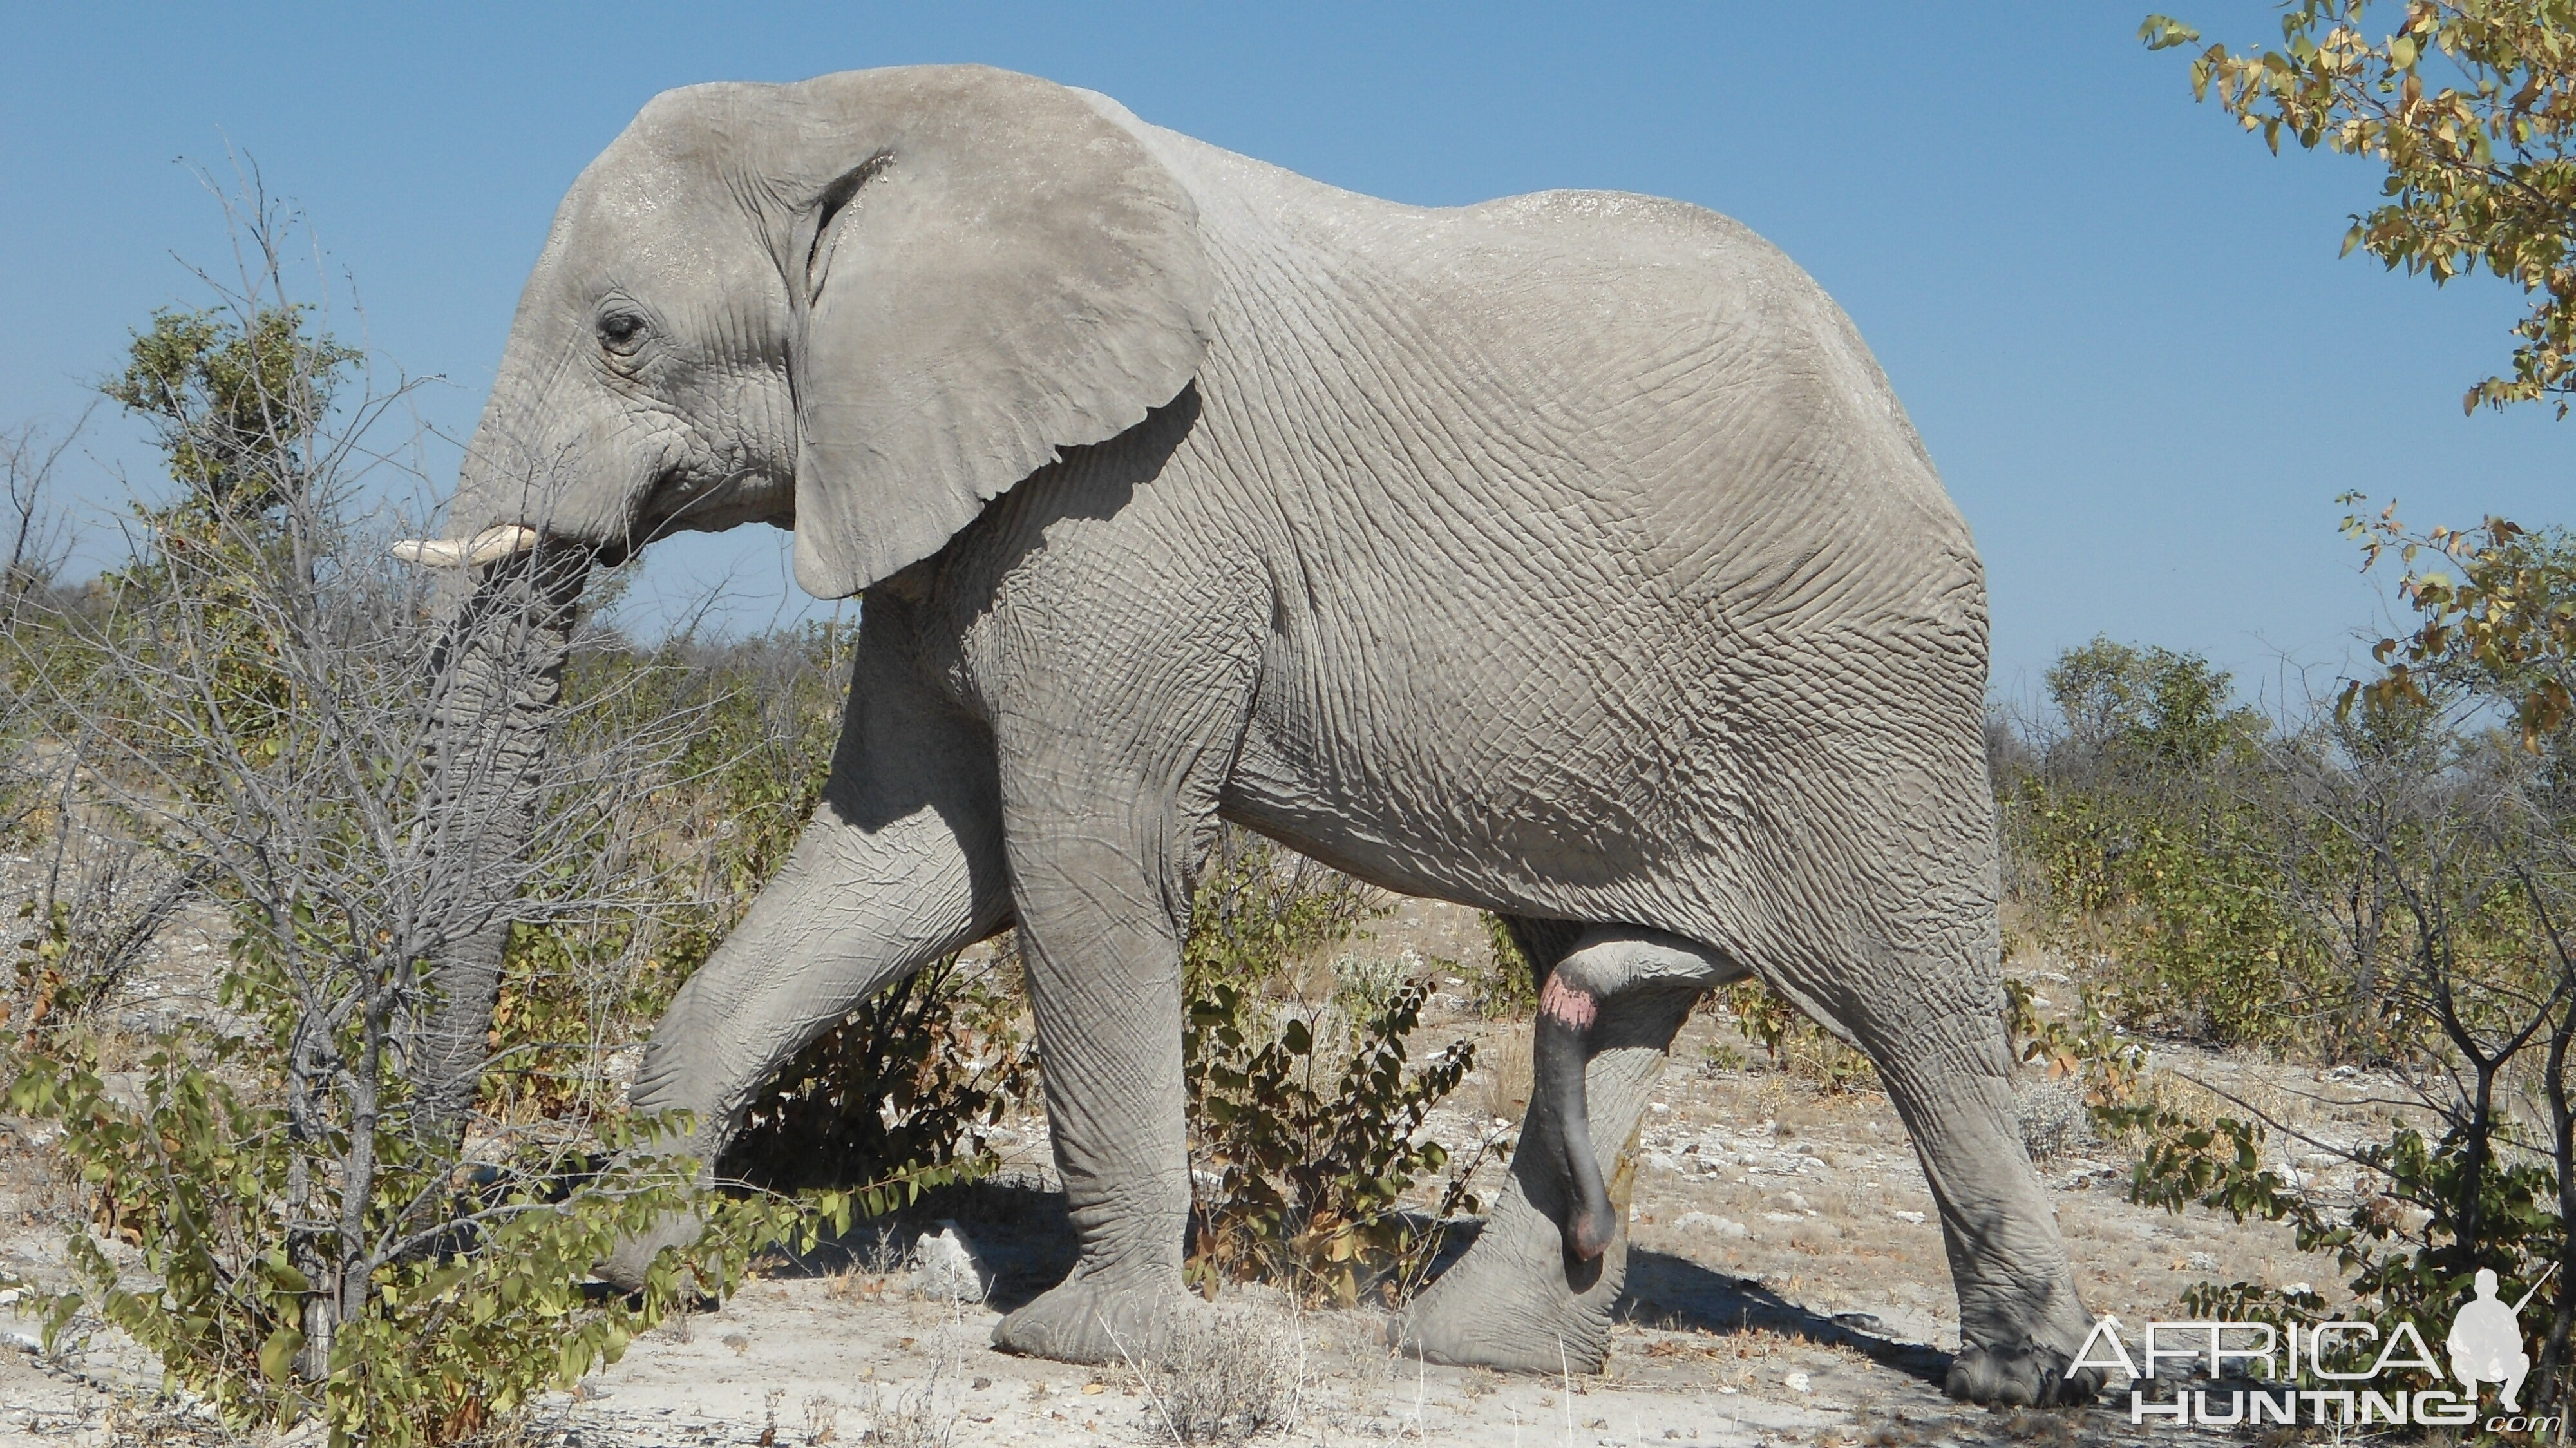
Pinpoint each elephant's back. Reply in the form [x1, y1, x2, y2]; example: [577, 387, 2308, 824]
[1441, 187, 1962, 562]
[1132, 128, 1995, 926]
[1332, 187, 1984, 683]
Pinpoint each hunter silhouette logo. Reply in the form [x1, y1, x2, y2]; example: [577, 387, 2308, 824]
[2448, 1264, 2553, 1412]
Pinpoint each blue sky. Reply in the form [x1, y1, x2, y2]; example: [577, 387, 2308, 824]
[3, 3, 2565, 705]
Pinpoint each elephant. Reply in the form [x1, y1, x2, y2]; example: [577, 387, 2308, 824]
[406, 62, 2101, 1405]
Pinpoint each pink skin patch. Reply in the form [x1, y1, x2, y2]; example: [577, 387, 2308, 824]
[1539, 975, 1598, 1030]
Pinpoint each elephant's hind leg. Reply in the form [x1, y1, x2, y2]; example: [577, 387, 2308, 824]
[1390, 927, 1741, 1371]
[1756, 795, 2101, 1406]
[1821, 948, 2101, 1405]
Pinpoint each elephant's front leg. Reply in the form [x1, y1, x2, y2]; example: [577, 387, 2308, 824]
[598, 793, 1008, 1288]
[986, 794, 1201, 1364]
[1391, 928, 1740, 1371]
[599, 611, 1010, 1290]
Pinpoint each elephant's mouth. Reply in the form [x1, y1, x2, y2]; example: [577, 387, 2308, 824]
[404, 447, 788, 576]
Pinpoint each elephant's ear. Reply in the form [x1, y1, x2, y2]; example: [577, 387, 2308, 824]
[783, 67, 1213, 598]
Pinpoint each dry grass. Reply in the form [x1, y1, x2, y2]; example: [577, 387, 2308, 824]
[864, 1348, 957, 1448]
[1477, 1022, 1533, 1126]
[800, 1394, 840, 1445]
[1124, 1306, 1307, 1445]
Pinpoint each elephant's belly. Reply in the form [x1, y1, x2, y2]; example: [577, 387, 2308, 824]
[1215, 710, 1705, 922]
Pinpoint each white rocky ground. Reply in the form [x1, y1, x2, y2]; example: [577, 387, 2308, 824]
[0, 891, 2378, 1446]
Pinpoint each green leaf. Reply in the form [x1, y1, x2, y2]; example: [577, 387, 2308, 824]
[258, 1326, 302, 1384]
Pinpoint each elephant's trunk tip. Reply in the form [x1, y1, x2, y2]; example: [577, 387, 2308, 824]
[391, 524, 544, 569]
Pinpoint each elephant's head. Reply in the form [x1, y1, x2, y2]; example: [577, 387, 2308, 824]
[418, 64, 1213, 596]
[395, 66, 1213, 1140]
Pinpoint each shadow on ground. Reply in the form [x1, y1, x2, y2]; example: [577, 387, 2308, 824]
[729, 1192, 2183, 1443]
[764, 1193, 1953, 1389]
[1616, 1246, 1954, 1387]
[755, 1173, 1081, 1311]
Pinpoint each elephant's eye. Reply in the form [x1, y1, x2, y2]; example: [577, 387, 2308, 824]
[597, 310, 650, 356]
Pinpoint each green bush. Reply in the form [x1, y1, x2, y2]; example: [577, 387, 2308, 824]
[6, 1024, 822, 1446]
[2131, 1110, 2564, 1395]
[1999, 636, 2338, 1050]
[1179, 830, 1488, 1305]
[1463, 911, 1539, 1020]
[1184, 973, 1479, 1306]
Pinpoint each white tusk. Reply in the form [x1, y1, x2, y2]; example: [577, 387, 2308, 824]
[390, 524, 544, 569]
[389, 538, 466, 567]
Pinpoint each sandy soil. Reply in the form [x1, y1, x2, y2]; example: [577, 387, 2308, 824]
[0, 891, 2376, 1446]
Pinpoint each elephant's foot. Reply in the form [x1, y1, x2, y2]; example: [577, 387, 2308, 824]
[595, 1206, 707, 1295]
[1946, 1340, 2103, 1407]
[1385, 1159, 1628, 1374]
[1387, 1241, 1618, 1374]
[992, 1268, 1183, 1365]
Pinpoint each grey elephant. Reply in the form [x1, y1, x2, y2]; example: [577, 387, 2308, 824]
[404, 64, 2099, 1405]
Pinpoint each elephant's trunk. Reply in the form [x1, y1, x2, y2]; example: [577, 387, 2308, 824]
[406, 540, 590, 1146]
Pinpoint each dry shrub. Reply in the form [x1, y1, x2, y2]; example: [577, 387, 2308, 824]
[1181, 828, 1494, 1306]
[1710, 979, 1879, 1095]
[1132, 1306, 1305, 1445]
[2012, 1076, 2088, 1163]
[864, 1340, 958, 1448]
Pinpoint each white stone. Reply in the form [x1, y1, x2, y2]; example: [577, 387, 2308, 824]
[1676, 1212, 1750, 1239]
[1891, 1210, 1926, 1225]
[911, 1222, 994, 1303]
[1785, 1371, 1812, 1393]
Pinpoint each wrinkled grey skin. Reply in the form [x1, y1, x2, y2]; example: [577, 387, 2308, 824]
[431, 64, 2099, 1404]
[408, 546, 587, 1147]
